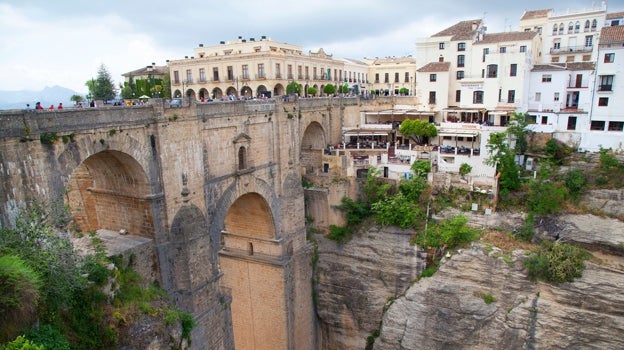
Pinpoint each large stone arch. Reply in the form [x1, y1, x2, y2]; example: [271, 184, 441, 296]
[301, 121, 326, 175]
[273, 83, 285, 96]
[65, 149, 154, 237]
[208, 174, 289, 350]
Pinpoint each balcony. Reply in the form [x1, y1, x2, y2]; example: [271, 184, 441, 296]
[255, 74, 266, 80]
[598, 84, 613, 92]
[550, 45, 592, 54]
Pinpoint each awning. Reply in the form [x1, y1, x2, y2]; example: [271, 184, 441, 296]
[443, 108, 483, 114]
[438, 130, 479, 137]
[343, 129, 393, 137]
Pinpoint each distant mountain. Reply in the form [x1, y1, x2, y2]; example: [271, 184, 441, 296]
[0, 86, 83, 110]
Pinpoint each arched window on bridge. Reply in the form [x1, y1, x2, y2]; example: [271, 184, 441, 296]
[238, 146, 247, 170]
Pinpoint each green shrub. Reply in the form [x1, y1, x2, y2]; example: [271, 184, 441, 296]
[459, 163, 472, 177]
[371, 193, 422, 229]
[481, 292, 496, 304]
[563, 169, 587, 198]
[524, 241, 591, 284]
[327, 225, 351, 243]
[24, 324, 70, 350]
[526, 180, 567, 216]
[0, 255, 42, 342]
[599, 148, 620, 170]
[415, 215, 480, 249]
[4, 336, 44, 350]
[419, 264, 439, 278]
[517, 213, 535, 242]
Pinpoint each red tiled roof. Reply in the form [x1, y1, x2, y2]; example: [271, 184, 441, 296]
[606, 11, 624, 20]
[599, 25, 624, 45]
[531, 62, 595, 72]
[417, 62, 451, 72]
[431, 19, 481, 41]
[520, 9, 551, 21]
[476, 31, 537, 44]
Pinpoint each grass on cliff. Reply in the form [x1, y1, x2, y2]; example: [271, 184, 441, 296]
[0, 203, 194, 349]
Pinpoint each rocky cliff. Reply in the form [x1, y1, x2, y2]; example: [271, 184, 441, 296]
[315, 225, 425, 350]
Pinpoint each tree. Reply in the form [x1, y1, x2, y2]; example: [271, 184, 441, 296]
[459, 163, 472, 178]
[507, 112, 531, 155]
[485, 132, 521, 195]
[323, 84, 336, 96]
[307, 86, 317, 96]
[91, 64, 117, 101]
[399, 119, 438, 145]
[70, 94, 84, 104]
[286, 81, 301, 95]
[399, 87, 409, 95]
[411, 160, 431, 177]
[337, 83, 349, 94]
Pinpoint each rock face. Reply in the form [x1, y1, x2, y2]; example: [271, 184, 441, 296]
[375, 246, 624, 350]
[583, 189, 624, 218]
[315, 225, 425, 350]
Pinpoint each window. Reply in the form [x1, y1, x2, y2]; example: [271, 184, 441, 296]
[554, 92, 560, 101]
[499, 47, 507, 53]
[430, 74, 437, 82]
[487, 64, 498, 78]
[186, 69, 192, 83]
[612, 20, 621, 26]
[275, 63, 281, 79]
[456, 71, 464, 80]
[527, 115, 537, 124]
[584, 20, 590, 32]
[238, 146, 247, 170]
[591, 19, 597, 31]
[211, 67, 218, 81]
[535, 92, 541, 102]
[507, 90, 515, 103]
[429, 91, 436, 104]
[482, 48, 489, 62]
[566, 56, 575, 63]
[541, 116, 548, 125]
[405, 72, 410, 82]
[439, 42, 445, 49]
[575, 21, 580, 33]
[608, 121, 624, 131]
[173, 70, 180, 84]
[257, 63, 265, 78]
[552, 57, 560, 63]
[599, 75, 613, 91]
[552, 24, 558, 35]
[582, 55, 591, 62]
[395, 72, 400, 83]
[473, 91, 484, 104]
[375, 73, 379, 83]
[227, 66, 234, 80]
[553, 40, 561, 50]
[458, 42, 466, 51]
[542, 74, 552, 83]
[510, 64, 517, 77]
[558, 23, 564, 35]
[439, 56, 444, 62]
[457, 55, 465, 67]
[585, 36, 593, 47]
[590, 121, 605, 130]
[287, 64, 293, 79]
[520, 45, 527, 53]
[567, 116, 577, 130]
[568, 22, 573, 34]
[242, 64, 249, 79]
[384, 73, 389, 83]
[199, 68, 206, 82]
[598, 97, 609, 106]
[604, 53, 615, 63]
[455, 89, 461, 102]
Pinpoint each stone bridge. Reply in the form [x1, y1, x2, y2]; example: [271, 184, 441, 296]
[0, 96, 377, 349]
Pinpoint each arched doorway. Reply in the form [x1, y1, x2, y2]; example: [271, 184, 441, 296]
[256, 85, 270, 98]
[301, 121, 326, 175]
[240, 86, 253, 99]
[219, 192, 287, 350]
[212, 87, 224, 100]
[273, 83, 285, 97]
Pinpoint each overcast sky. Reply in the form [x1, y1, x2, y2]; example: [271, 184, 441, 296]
[0, 0, 615, 94]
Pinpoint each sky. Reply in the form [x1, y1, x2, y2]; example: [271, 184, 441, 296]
[0, 0, 612, 94]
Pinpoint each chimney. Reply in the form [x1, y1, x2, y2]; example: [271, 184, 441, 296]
[242, 39, 246, 42]
[250, 37, 255, 41]
[261, 35, 266, 40]
[199, 43, 204, 47]
[220, 41, 225, 44]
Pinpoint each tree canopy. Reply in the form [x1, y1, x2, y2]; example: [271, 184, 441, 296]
[88, 64, 117, 101]
[323, 84, 336, 95]
[399, 119, 438, 144]
[286, 81, 302, 95]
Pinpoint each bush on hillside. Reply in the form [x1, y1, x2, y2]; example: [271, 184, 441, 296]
[524, 241, 591, 284]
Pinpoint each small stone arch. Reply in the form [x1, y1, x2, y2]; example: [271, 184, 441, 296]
[226, 86, 237, 98]
[212, 87, 224, 99]
[273, 83, 285, 96]
[233, 133, 251, 171]
[240, 86, 253, 98]
[256, 85, 268, 98]
[300, 121, 326, 175]
[198, 88, 209, 100]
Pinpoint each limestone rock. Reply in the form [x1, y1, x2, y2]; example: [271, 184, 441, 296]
[375, 247, 624, 350]
[315, 224, 424, 350]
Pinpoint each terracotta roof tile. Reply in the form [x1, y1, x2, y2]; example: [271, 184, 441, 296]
[606, 11, 624, 20]
[417, 62, 451, 72]
[599, 25, 624, 45]
[531, 62, 595, 72]
[476, 31, 537, 44]
[431, 19, 481, 41]
[520, 9, 551, 21]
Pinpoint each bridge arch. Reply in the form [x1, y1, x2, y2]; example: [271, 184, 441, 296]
[65, 149, 154, 237]
[300, 121, 326, 175]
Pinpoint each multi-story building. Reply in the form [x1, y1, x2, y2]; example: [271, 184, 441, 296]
[580, 24, 624, 151]
[167, 36, 346, 100]
[363, 56, 417, 96]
